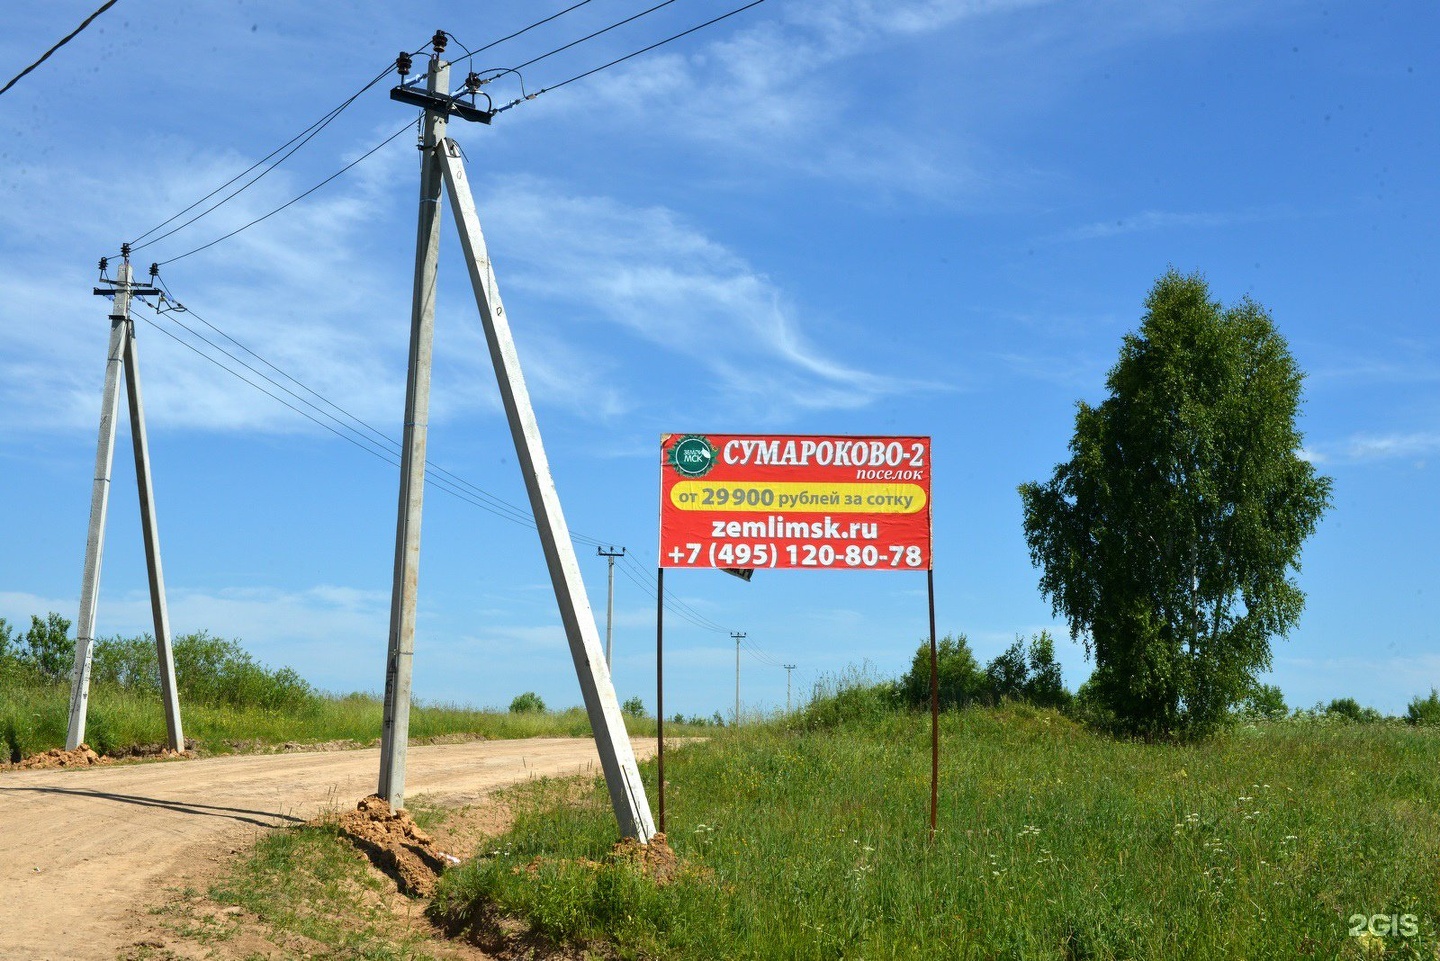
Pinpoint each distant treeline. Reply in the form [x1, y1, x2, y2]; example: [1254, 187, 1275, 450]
[0, 612, 319, 714]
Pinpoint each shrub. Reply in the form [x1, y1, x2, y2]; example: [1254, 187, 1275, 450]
[984, 640, 1029, 703]
[509, 691, 546, 714]
[797, 665, 899, 729]
[1025, 631, 1071, 709]
[87, 630, 317, 713]
[899, 634, 984, 710]
[23, 613, 73, 683]
[1325, 697, 1382, 723]
[1238, 683, 1288, 721]
[1407, 689, 1440, 726]
[621, 696, 647, 718]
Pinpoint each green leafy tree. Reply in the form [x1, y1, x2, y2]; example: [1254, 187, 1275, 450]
[23, 612, 73, 683]
[622, 696, 647, 718]
[1407, 689, 1440, 726]
[900, 634, 984, 710]
[1019, 271, 1332, 738]
[0, 617, 15, 670]
[1238, 682, 1288, 720]
[983, 639, 1029, 703]
[509, 691, 546, 713]
[1325, 697, 1382, 723]
[1023, 631, 1070, 709]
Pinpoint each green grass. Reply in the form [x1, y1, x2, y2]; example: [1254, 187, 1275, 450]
[203, 820, 448, 959]
[431, 703, 1440, 960]
[0, 680, 696, 761]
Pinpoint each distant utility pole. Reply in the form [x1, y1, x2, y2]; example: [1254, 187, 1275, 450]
[67, 249, 184, 753]
[597, 546, 626, 669]
[731, 631, 746, 725]
[784, 663, 797, 713]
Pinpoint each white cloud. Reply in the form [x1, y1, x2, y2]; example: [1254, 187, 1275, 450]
[478, 177, 914, 414]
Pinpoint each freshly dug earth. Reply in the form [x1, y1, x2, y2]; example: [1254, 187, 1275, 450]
[11, 743, 112, 770]
[0, 736, 657, 961]
[336, 794, 457, 897]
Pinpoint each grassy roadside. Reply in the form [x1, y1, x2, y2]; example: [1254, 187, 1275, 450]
[133, 798, 496, 961]
[430, 704, 1440, 960]
[2, 682, 699, 762]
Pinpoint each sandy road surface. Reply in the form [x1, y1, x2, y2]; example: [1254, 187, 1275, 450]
[0, 737, 655, 961]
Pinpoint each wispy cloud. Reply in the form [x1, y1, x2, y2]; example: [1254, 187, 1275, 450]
[479, 176, 916, 415]
[1306, 431, 1440, 465]
[1043, 207, 1285, 244]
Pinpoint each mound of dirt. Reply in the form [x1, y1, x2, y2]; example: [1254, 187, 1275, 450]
[612, 832, 682, 885]
[14, 744, 112, 770]
[337, 795, 459, 898]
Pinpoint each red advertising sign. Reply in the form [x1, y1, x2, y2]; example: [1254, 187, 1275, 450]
[659, 434, 932, 572]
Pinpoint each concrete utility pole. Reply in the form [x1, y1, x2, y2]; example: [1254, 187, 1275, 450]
[436, 137, 655, 842]
[67, 252, 184, 753]
[731, 631, 746, 725]
[597, 546, 625, 669]
[784, 663, 796, 713]
[378, 40, 448, 810]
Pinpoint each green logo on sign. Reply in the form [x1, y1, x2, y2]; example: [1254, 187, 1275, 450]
[669, 435, 718, 478]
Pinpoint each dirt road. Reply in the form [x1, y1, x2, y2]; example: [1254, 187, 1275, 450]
[0, 738, 655, 961]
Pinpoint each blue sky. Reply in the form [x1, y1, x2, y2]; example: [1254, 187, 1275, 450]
[0, 0, 1435, 718]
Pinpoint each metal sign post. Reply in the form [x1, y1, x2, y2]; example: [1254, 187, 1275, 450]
[657, 433, 937, 839]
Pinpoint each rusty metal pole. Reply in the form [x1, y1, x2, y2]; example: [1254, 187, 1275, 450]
[928, 568, 939, 843]
[656, 567, 665, 835]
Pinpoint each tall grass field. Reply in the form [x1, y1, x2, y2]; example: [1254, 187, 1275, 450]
[433, 699, 1440, 960]
[0, 620, 689, 761]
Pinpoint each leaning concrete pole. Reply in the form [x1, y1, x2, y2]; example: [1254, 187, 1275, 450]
[67, 280, 128, 750]
[378, 49, 449, 810]
[122, 317, 185, 752]
[438, 139, 656, 842]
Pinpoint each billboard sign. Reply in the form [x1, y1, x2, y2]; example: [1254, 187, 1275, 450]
[659, 434, 932, 572]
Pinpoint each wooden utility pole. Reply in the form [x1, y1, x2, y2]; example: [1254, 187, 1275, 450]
[784, 663, 796, 713]
[378, 37, 448, 811]
[68, 252, 184, 753]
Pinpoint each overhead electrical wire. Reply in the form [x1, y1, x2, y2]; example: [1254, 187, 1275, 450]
[128, 289, 768, 648]
[0, 0, 121, 99]
[127, 60, 402, 255]
[483, 0, 680, 79]
[444, 0, 601, 68]
[154, 120, 414, 267]
[496, 0, 767, 112]
[121, 0, 766, 266]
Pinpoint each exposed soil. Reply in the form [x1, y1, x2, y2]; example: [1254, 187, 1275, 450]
[0, 736, 656, 960]
[334, 794, 456, 897]
[11, 743, 112, 770]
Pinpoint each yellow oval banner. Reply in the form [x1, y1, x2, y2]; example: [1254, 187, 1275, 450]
[670, 481, 927, 514]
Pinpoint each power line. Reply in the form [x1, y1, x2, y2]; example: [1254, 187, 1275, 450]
[0, 0, 120, 99]
[150, 281, 547, 530]
[446, 0, 601, 68]
[135, 292, 781, 659]
[498, 0, 767, 113]
[155, 119, 413, 267]
[493, 0, 679, 77]
[129, 61, 400, 255]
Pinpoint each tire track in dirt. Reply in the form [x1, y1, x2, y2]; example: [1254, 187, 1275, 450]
[0, 737, 654, 961]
